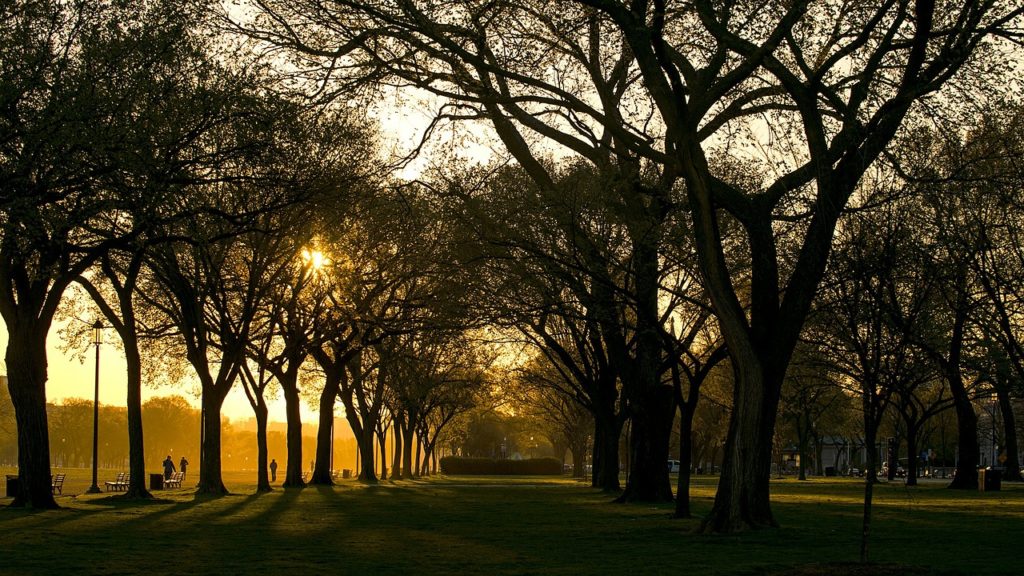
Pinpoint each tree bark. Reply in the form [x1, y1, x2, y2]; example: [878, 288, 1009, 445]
[391, 420, 403, 480]
[414, 435, 422, 477]
[798, 414, 810, 481]
[591, 410, 622, 491]
[617, 383, 675, 502]
[674, 404, 696, 518]
[905, 423, 919, 487]
[860, 396, 883, 563]
[571, 437, 586, 480]
[378, 426, 388, 479]
[197, 390, 229, 494]
[5, 323, 58, 509]
[946, 302, 979, 489]
[401, 418, 415, 479]
[947, 379, 979, 490]
[998, 387, 1021, 481]
[122, 334, 152, 499]
[311, 374, 339, 485]
[701, 355, 779, 532]
[860, 467, 876, 563]
[617, 229, 674, 503]
[358, 427, 377, 482]
[282, 380, 304, 487]
[255, 398, 271, 492]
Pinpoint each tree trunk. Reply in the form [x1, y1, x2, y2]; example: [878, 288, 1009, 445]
[947, 374, 979, 489]
[421, 441, 432, 477]
[571, 437, 586, 479]
[701, 356, 779, 532]
[255, 399, 271, 492]
[401, 419, 415, 479]
[311, 376, 339, 485]
[860, 406, 882, 562]
[591, 411, 622, 491]
[414, 436, 422, 477]
[905, 423, 919, 487]
[197, 390, 229, 494]
[674, 404, 696, 518]
[860, 468, 875, 563]
[617, 383, 675, 502]
[358, 427, 377, 482]
[997, 386, 1021, 481]
[122, 336, 152, 499]
[616, 229, 674, 503]
[391, 421, 403, 480]
[753, 379, 782, 518]
[798, 416, 810, 481]
[378, 427, 388, 479]
[282, 381, 304, 487]
[5, 324, 58, 509]
[814, 432, 824, 476]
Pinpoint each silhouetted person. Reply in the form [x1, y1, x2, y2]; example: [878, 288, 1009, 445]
[179, 456, 189, 479]
[270, 459, 278, 482]
[163, 455, 175, 480]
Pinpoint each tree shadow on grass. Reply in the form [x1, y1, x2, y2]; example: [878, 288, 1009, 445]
[243, 484, 305, 525]
[756, 563, 963, 576]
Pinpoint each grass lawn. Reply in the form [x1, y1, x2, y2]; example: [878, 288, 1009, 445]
[0, 467, 1020, 575]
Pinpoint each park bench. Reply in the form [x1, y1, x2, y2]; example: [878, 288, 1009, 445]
[51, 473, 66, 495]
[104, 472, 129, 492]
[164, 471, 184, 489]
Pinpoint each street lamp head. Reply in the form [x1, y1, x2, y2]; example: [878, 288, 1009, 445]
[92, 320, 103, 345]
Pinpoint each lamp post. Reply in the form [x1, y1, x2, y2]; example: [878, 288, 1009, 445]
[86, 320, 103, 494]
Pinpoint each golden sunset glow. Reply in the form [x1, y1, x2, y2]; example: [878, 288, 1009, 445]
[301, 248, 328, 271]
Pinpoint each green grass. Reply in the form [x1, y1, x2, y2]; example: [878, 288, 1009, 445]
[0, 468, 1020, 575]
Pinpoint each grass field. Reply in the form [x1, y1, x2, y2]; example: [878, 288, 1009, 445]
[0, 467, 1020, 575]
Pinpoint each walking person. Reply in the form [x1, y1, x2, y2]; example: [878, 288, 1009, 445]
[179, 456, 189, 480]
[270, 458, 278, 482]
[163, 455, 176, 480]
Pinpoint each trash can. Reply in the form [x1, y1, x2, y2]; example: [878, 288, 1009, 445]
[979, 467, 1001, 492]
[150, 473, 164, 490]
[342, 469, 352, 479]
[5, 475, 19, 498]
[825, 466, 837, 477]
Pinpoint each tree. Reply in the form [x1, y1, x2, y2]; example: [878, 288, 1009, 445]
[444, 162, 652, 494]
[813, 190, 949, 560]
[141, 93, 323, 494]
[779, 345, 847, 482]
[68, 0, 259, 499]
[242, 0, 1022, 530]
[917, 107, 1024, 482]
[385, 328, 484, 478]
[514, 359, 595, 478]
[141, 395, 201, 469]
[0, 0, 215, 507]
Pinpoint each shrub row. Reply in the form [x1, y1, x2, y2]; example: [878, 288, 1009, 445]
[439, 456, 563, 475]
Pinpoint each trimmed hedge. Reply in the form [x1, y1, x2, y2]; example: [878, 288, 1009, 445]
[439, 456, 563, 475]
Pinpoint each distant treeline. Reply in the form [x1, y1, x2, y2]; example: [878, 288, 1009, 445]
[439, 456, 562, 475]
[0, 388, 355, 473]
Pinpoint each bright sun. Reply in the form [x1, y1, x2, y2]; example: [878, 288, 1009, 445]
[301, 248, 327, 270]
